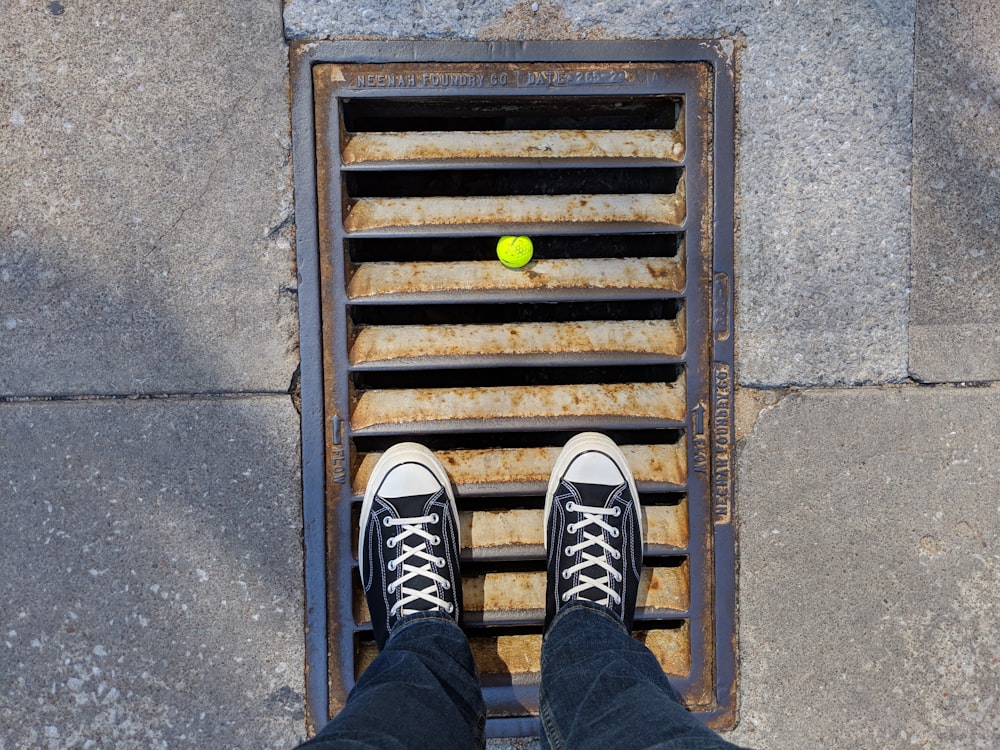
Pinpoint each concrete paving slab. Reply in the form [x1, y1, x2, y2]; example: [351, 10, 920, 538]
[0, 397, 305, 748]
[0, 3, 297, 397]
[283, 0, 914, 387]
[910, 0, 1000, 383]
[728, 386, 999, 748]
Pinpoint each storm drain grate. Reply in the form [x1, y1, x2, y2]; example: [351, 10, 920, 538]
[291, 41, 736, 738]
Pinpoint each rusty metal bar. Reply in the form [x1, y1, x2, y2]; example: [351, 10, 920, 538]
[351, 380, 687, 432]
[456, 503, 689, 560]
[350, 501, 687, 562]
[352, 443, 687, 496]
[344, 193, 685, 233]
[347, 257, 686, 301]
[356, 623, 691, 681]
[354, 564, 689, 626]
[350, 319, 685, 366]
[342, 129, 685, 164]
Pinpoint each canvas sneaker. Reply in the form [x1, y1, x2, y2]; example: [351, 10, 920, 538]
[544, 432, 643, 631]
[359, 442, 462, 649]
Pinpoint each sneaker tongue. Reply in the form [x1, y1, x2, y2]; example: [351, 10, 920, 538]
[572, 481, 620, 505]
[567, 482, 620, 604]
[386, 493, 442, 614]
[384, 492, 437, 518]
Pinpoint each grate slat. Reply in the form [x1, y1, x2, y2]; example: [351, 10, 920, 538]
[352, 444, 688, 496]
[344, 192, 685, 233]
[356, 624, 692, 683]
[354, 565, 690, 627]
[346, 256, 686, 301]
[456, 504, 690, 560]
[349, 319, 686, 367]
[342, 128, 685, 164]
[351, 381, 687, 432]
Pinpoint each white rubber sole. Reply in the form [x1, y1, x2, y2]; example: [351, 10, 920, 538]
[358, 442, 459, 570]
[543, 432, 643, 551]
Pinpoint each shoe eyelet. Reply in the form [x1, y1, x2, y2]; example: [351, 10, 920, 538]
[383, 516, 392, 527]
[442, 580, 450, 590]
[387, 560, 397, 571]
[431, 535, 441, 545]
[387, 537, 396, 548]
[447, 603, 455, 614]
[566, 523, 576, 534]
[565, 501, 577, 512]
[437, 557, 446, 567]
[564, 546, 573, 557]
[561, 593, 570, 602]
[612, 551, 621, 560]
[610, 528, 620, 538]
[387, 582, 396, 593]
[430, 513, 439, 523]
[615, 572, 623, 582]
[613, 506, 621, 517]
[562, 569, 571, 580]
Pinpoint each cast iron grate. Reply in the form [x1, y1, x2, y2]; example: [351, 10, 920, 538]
[291, 41, 736, 739]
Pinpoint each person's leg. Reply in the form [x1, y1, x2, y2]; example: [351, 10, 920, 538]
[540, 602, 742, 750]
[539, 433, 746, 750]
[298, 443, 486, 750]
[300, 614, 485, 750]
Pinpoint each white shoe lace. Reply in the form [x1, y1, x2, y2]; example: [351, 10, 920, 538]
[383, 512, 454, 618]
[560, 500, 623, 606]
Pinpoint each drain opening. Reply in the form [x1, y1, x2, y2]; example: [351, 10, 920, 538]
[347, 233, 682, 262]
[292, 44, 736, 737]
[341, 95, 681, 132]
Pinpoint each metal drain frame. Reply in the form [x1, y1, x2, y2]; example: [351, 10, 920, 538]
[291, 40, 736, 738]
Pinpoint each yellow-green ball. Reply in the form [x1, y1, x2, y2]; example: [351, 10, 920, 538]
[496, 235, 534, 268]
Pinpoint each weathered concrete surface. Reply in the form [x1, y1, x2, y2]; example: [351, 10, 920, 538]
[910, 0, 1000, 383]
[0, 2, 297, 397]
[0, 397, 306, 748]
[728, 387, 1000, 748]
[283, 0, 915, 387]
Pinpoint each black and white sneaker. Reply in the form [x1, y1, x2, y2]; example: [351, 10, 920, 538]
[359, 442, 462, 649]
[544, 432, 643, 632]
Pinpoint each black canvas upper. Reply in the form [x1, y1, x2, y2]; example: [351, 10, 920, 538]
[545, 478, 642, 632]
[360, 489, 462, 649]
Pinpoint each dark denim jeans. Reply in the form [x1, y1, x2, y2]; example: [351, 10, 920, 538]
[298, 603, 745, 750]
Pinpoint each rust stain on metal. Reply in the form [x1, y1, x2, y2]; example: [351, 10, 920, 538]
[458, 503, 687, 554]
[634, 625, 691, 677]
[471, 635, 542, 678]
[350, 319, 685, 365]
[347, 257, 685, 299]
[342, 128, 684, 163]
[353, 443, 687, 496]
[644, 503, 689, 550]
[355, 567, 687, 625]
[344, 193, 685, 232]
[460, 508, 541, 551]
[358, 624, 689, 679]
[351, 381, 686, 431]
[636, 562, 690, 613]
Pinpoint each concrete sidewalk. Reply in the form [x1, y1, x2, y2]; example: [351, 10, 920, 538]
[2, 0, 997, 748]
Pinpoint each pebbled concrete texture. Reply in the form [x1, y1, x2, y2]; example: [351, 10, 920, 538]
[0, 2, 298, 397]
[283, 0, 915, 387]
[909, 0, 1000, 383]
[729, 387, 1000, 748]
[0, 397, 307, 748]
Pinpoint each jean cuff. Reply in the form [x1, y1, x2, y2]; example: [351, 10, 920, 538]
[388, 611, 462, 643]
[544, 599, 629, 640]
